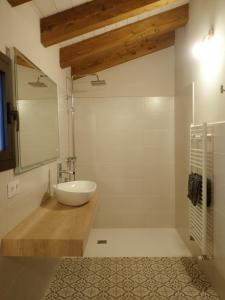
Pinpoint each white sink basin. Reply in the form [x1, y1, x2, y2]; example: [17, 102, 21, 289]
[54, 181, 97, 206]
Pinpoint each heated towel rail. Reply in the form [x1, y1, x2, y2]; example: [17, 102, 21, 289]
[189, 123, 214, 257]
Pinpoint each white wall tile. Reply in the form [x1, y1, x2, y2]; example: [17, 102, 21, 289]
[75, 97, 175, 228]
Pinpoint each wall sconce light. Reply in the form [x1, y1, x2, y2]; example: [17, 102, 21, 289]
[220, 85, 225, 94]
[192, 28, 215, 61]
[192, 27, 222, 82]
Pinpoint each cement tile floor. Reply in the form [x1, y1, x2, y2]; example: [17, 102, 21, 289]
[44, 257, 219, 300]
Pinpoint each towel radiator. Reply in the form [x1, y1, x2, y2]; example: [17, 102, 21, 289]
[189, 123, 214, 257]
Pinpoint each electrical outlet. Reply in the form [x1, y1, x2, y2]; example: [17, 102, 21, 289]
[7, 180, 20, 199]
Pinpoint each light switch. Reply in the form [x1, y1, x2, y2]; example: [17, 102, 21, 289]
[7, 180, 20, 198]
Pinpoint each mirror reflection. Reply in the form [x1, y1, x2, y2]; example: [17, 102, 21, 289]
[14, 49, 59, 173]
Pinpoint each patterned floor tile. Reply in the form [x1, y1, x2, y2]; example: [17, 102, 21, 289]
[44, 257, 219, 300]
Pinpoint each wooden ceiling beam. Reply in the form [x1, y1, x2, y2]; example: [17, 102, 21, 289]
[60, 5, 188, 69]
[7, 0, 31, 6]
[71, 31, 175, 78]
[41, 0, 178, 47]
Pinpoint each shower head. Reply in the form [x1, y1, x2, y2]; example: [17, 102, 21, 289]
[91, 74, 106, 86]
[28, 75, 47, 88]
[72, 73, 106, 86]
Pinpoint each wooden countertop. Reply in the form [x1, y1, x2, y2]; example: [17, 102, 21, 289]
[1, 193, 99, 257]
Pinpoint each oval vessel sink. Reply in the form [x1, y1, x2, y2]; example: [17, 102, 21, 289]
[54, 181, 97, 206]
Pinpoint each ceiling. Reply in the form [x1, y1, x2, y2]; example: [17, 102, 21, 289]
[31, 0, 92, 17]
[30, 0, 189, 47]
[8, 0, 190, 77]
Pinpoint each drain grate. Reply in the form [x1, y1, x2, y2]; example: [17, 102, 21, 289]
[97, 240, 107, 244]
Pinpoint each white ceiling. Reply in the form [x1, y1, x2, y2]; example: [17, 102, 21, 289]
[29, 0, 189, 47]
[31, 0, 93, 17]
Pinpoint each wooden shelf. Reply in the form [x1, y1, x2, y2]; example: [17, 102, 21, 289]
[1, 194, 99, 257]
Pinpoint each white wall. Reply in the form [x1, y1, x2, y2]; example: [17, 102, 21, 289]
[0, 0, 70, 240]
[75, 47, 175, 228]
[175, 0, 225, 297]
[75, 97, 175, 228]
[74, 47, 175, 98]
[176, 0, 225, 124]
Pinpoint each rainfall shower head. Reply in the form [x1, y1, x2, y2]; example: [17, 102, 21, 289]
[72, 73, 106, 86]
[91, 74, 106, 86]
[28, 75, 47, 88]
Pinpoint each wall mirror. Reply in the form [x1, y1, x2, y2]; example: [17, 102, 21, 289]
[12, 48, 59, 173]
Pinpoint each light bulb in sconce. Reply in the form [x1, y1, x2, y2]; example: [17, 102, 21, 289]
[192, 28, 222, 81]
[192, 28, 217, 61]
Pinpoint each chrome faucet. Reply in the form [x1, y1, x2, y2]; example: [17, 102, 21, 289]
[57, 161, 75, 183]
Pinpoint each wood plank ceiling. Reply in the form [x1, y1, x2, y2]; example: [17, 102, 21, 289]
[7, 0, 189, 78]
[61, 5, 188, 76]
[7, 0, 31, 6]
[71, 32, 175, 78]
[41, 0, 179, 46]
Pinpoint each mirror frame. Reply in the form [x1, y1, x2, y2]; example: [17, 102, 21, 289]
[11, 48, 60, 174]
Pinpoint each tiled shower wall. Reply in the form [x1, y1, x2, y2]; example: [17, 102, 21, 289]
[75, 97, 175, 228]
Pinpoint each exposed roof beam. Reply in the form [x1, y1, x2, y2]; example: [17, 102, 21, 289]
[7, 0, 31, 6]
[71, 31, 175, 78]
[60, 5, 188, 70]
[16, 56, 34, 69]
[41, 0, 178, 47]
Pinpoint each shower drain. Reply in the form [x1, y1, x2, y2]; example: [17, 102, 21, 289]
[97, 240, 107, 244]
